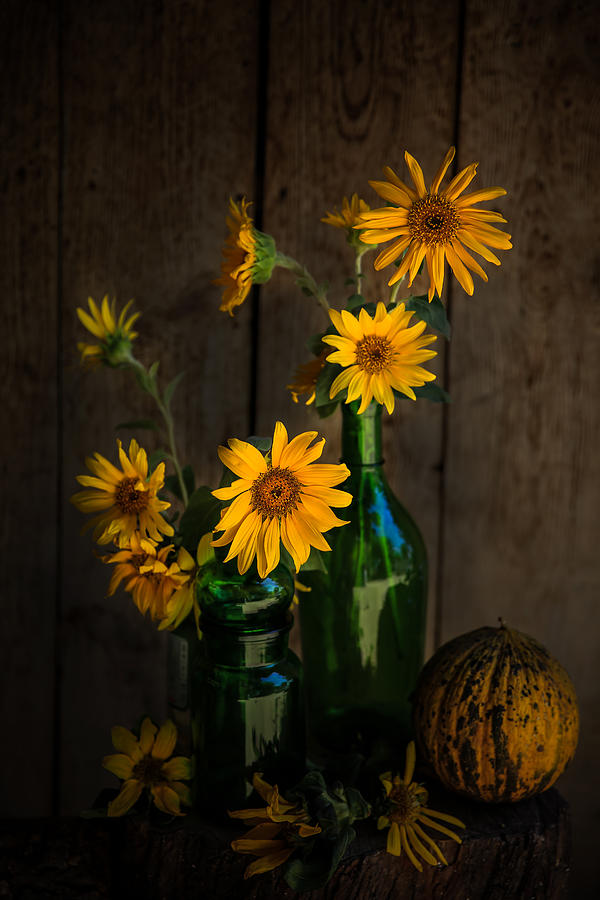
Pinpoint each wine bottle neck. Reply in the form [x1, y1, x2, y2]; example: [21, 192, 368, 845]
[341, 401, 383, 466]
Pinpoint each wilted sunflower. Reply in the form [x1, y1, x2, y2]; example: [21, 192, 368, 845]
[212, 422, 351, 577]
[358, 147, 511, 301]
[215, 197, 277, 315]
[103, 532, 194, 623]
[378, 742, 465, 871]
[287, 351, 328, 405]
[229, 773, 321, 879]
[102, 717, 192, 817]
[321, 193, 370, 230]
[76, 295, 139, 367]
[323, 302, 437, 413]
[71, 438, 174, 547]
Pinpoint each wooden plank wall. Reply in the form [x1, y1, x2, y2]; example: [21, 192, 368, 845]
[2, 0, 598, 894]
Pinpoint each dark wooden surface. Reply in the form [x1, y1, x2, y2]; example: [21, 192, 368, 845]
[0, 788, 570, 899]
[1, 0, 599, 896]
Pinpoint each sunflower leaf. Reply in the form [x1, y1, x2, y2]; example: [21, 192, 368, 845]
[346, 293, 366, 311]
[178, 487, 221, 556]
[283, 827, 355, 892]
[115, 418, 159, 431]
[314, 361, 340, 408]
[393, 383, 450, 403]
[299, 547, 328, 574]
[245, 435, 273, 453]
[164, 371, 185, 409]
[306, 331, 328, 356]
[165, 465, 195, 501]
[148, 360, 160, 380]
[403, 294, 451, 339]
[148, 448, 171, 468]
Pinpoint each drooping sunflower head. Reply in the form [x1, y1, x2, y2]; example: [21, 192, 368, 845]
[377, 742, 465, 870]
[287, 351, 328, 405]
[76, 295, 139, 367]
[358, 147, 512, 301]
[211, 422, 352, 578]
[71, 438, 174, 547]
[321, 193, 371, 247]
[323, 302, 437, 414]
[215, 197, 277, 315]
[102, 717, 192, 817]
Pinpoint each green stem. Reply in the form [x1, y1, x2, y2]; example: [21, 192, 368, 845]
[129, 358, 189, 507]
[274, 252, 330, 318]
[389, 280, 402, 305]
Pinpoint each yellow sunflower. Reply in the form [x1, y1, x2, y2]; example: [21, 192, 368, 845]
[102, 717, 192, 817]
[229, 773, 321, 879]
[358, 147, 512, 301]
[323, 302, 437, 413]
[76, 295, 139, 367]
[103, 532, 194, 623]
[287, 351, 328, 405]
[215, 197, 256, 315]
[71, 438, 174, 547]
[215, 197, 277, 315]
[378, 742, 465, 871]
[211, 422, 352, 577]
[321, 193, 370, 230]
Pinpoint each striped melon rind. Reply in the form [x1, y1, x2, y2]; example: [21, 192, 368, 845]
[412, 624, 579, 803]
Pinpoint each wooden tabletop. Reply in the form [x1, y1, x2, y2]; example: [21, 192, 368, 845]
[0, 787, 570, 899]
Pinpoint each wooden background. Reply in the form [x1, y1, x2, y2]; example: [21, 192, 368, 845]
[1, 0, 598, 894]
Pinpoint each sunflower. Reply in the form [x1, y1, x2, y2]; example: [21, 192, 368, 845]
[211, 422, 351, 577]
[229, 773, 321, 879]
[323, 302, 437, 413]
[76, 295, 139, 367]
[71, 438, 174, 547]
[378, 742, 465, 871]
[103, 532, 194, 623]
[357, 147, 511, 301]
[215, 197, 277, 315]
[102, 717, 192, 817]
[287, 351, 328, 405]
[321, 193, 370, 230]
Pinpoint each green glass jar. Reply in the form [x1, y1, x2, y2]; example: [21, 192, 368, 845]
[169, 562, 305, 818]
[298, 400, 427, 761]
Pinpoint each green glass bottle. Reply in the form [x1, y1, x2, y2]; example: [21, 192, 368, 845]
[298, 400, 427, 761]
[170, 561, 305, 818]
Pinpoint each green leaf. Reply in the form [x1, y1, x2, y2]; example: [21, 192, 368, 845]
[306, 331, 327, 356]
[149, 448, 171, 468]
[148, 360, 160, 380]
[403, 294, 451, 339]
[245, 435, 273, 453]
[346, 293, 366, 311]
[314, 361, 340, 408]
[178, 487, 222, 556]
[115, 418, 159, 431]
[314, 400, 340, 419]
[299, 547, 328, 574]
[283, 827, 355, 892]
[164, 371, 185, 409]
[164, 464, 195, 501]
[393, 383, 450, 403]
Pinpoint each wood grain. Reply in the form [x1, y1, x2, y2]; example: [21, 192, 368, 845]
[440, 0, 600, 893]
[0, 1, 59, 815]
[59, 0, 259, 813]
[257, 0, 461, 658]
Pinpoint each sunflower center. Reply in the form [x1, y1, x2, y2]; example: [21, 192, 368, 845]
[115, 477, 149, 514]
[132, 755, 166, 786]
[251, 466, 301, 518]
[388, 782, 427, 824]
[355, 335, 393, 373]
[408, 194, 459, 245]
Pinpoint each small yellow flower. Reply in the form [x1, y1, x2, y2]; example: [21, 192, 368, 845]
[158, 533, 215, 633]
[323, 302, 437, 413]
[211, 422, 352, 577]
[287, 352, 328, 405]
[103, 532, 194, 624]
[358, 147, 512, 301]
[229, 773, 321, 879]
[76, 295, 139, 367]
[321, 193, 370, 230]
[102, 717, 192, 817]
[378, 742, 465, 871]
[71, 438, 174, 547]
[215, 197, 276, 316]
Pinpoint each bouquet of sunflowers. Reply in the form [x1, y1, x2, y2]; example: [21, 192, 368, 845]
[72, 146, 509, 886]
